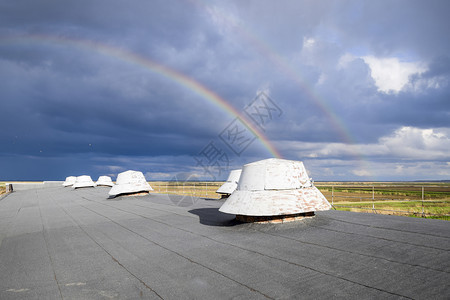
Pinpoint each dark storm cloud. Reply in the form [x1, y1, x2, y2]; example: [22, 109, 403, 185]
[0, 0, 449, 181]
[0, 40, 229, 162]
[327, 0, 450, 58]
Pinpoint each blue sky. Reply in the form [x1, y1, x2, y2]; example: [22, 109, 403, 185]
[0, 0, 449, 181]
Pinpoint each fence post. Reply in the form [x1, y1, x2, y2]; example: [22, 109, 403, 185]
[372, 186, 375, 212]
[205, 182, 208, 198]
[422, 186, 424, 217]
[331, 186, 334, 205]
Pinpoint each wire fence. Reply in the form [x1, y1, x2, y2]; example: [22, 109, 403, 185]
[315, 183, 450, 220]
[148, 181, 450, 220]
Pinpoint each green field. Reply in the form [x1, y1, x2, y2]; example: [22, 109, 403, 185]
[315, 182, 450, 220]
[149, 181, 450, 221]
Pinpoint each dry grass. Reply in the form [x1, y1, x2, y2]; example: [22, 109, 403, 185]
[0, 183, 5, 195]
[147, 181, 450, 220]
[332, 200, 450, 220]
[148, 181, 224, 199]
[316, 182, 450, 220]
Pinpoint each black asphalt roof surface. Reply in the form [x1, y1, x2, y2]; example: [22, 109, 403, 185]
[0, 186, 448, 299]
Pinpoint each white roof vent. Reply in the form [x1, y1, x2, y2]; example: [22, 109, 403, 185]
[219, 158, 331, 221]
[216, 169, 242, 196]
[72, 175, 96, 189]
[96, 176, 114, 187]
[62, 176, 76, 187]
[108, 170, 153, 197]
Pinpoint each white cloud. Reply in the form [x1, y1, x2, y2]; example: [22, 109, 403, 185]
[394, 164, 404, 174]
[304, 158, 449, 181]
[337, 53, 356, 70]
[106, 165, 124, 172]
[407, 74, 449, 93]
[303, 37, 316, 49]
[206, 5, 240, 36]
[362, 56, 427, 93]
[317, 73, 327, 85]
[352, 169, 371, 177]
[380, 126, 450, 159]
[144, 172, 172, 180]
[279, 126, 450, 180]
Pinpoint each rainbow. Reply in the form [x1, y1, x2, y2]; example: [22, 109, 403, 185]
[0, 34, 282, 159]
[194, 1, 374, 179]
[238, 33, 373, 177]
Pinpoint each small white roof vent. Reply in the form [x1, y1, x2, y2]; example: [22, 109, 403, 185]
[96, 176, 114, 187]
[62, 176, 76, 187]
[219, 158, 331, 220]
[216, 169, 242, 196]
[108, 170, 153, 197]
[72, 175, 96, 189]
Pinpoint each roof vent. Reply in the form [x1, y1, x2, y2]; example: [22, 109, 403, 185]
[96, 176, 114, 187]
[216, 169, 242, 197]
[108, 170, 153, 197]
[62, 176, 76, 187]
[72, 175, 96, 189]
[219, 158, 331, 222]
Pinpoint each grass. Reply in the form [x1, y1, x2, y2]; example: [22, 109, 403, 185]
[332, 200, 450, 221]
[0, 182, 6, 196]
[318, 186, 449, 199]
[148, 181, 224, 199]
[316, 182, 450, 221]
[147, 181, 450, 221]
[318, 183, 449, 199]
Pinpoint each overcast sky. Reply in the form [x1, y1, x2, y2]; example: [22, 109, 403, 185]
[0, 0, 449, 181]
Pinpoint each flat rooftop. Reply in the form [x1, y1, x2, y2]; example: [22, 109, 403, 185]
[0, 186, 448, 299]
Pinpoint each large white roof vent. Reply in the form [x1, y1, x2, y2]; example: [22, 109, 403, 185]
[108, 170, 153, 197]
[219, 158, 331, 222]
